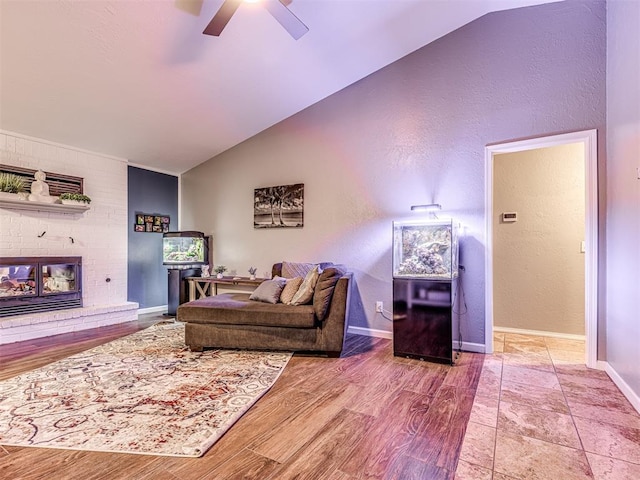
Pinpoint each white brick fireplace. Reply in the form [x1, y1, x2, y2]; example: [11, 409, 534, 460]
[0, 130, 138, 344]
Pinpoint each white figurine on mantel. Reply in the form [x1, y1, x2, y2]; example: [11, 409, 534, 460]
[201, 265, 210, 278]
[28, 170, 58, 203]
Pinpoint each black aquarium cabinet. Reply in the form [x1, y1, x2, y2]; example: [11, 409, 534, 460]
[167, 267, 200, 316]
[393, 278, 454, 364]
[392, 219, 459, 364]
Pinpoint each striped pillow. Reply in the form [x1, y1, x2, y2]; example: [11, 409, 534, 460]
[281, 261, 316, 279]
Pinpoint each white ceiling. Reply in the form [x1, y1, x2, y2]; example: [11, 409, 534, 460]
[0, 0, 554, 174]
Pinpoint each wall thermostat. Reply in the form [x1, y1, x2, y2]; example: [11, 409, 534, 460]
[502, 212, 518, 222]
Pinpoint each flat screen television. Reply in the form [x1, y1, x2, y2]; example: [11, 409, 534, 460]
[162, 231, 207, 266]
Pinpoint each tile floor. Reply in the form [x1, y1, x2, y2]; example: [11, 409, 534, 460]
[455, 332, 640, 480]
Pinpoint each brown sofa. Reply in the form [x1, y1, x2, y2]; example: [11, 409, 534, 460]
[176, 263, 351, 356]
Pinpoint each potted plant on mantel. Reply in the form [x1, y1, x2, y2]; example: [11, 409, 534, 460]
[214, 265, 227, 279]
[59, 193, 92, 206]
[0, 172, 26, 200]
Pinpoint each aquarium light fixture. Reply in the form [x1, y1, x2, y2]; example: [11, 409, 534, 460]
[410, 203, 442, 212]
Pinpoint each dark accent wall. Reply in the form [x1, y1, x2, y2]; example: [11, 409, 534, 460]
[127, 166, 178, 309]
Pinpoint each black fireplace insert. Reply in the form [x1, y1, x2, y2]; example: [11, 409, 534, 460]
[0, 256, 82, 317]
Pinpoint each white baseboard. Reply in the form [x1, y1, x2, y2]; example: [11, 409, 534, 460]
[346, 326, 486, 353]
[605, 363, 640, 414]
[137, 305, 168, 315]
[595, 360, 608, 371]
[454, 342, 486, 353]
[494, 326, 585, 341]
[347, 326, 392, 339]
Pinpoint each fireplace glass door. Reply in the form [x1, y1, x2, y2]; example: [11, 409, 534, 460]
[0, 262, 37, 299]
[42, 263, 78, 295]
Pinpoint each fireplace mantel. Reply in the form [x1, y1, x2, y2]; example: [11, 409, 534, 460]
[0, 197, 90, 214]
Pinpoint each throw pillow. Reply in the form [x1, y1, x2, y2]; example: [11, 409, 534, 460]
[249, 278, 287, 304]
[313, 267, 345, 321]
[280, 277, 303, 305]
[290, 265, 320, 305]
[282, 261, 316, 279]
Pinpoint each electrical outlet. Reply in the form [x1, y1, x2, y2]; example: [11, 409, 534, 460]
[375, 301, 384, 313]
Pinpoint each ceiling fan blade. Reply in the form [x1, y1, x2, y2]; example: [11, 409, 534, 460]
[263, 0, 309, 40]
[203, 0, 242, 36]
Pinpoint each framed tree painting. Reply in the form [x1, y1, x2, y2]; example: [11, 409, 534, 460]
[254, 183, 304, 229]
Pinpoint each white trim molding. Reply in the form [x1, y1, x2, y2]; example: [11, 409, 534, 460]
[0, 129, 128, 163]
[347, 326, 393, 339]
[605, 363, 640, 414]
[454, 342, 486, 354]
[347, 326, 486, 354]
[137, 305, 168, 315]
[127, 162, 181, 177]
[485, 129, 598, 368]
[494, 326, 586, 342]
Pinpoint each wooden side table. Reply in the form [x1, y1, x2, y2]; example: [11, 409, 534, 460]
[186, 276, 266, 301]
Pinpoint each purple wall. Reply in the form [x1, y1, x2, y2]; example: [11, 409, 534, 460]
[606, 0, 640, 402]
[370, 0, 607, 348]
[183, 0, 606, 348]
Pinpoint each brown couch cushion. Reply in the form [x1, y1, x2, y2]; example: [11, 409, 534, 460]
[313, 267, 345, 321]
[178, 293, 316, 328]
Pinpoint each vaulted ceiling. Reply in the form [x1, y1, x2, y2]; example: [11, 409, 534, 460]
[0, 0, 555, 174]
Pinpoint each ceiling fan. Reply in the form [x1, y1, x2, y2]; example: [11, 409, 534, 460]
[203, 0, 309, 40]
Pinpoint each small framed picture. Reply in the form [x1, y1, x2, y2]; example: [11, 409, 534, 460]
[135, 212, 170, 232]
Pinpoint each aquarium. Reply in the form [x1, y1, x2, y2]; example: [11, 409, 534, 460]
[162, 231, 207, 266]
[393, 219, 459, 279]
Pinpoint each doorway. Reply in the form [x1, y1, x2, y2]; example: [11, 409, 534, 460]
[485, 130, 598, 368]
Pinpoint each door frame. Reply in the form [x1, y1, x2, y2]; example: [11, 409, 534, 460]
[484, 129, 598, 368]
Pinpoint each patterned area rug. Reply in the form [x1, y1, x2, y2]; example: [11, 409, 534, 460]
[0, 323, 291, 457]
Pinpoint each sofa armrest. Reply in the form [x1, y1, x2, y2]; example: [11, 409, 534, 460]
[319, 273, 351, 353]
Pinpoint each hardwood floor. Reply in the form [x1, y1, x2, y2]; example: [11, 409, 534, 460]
[0, 316, 483, 479]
